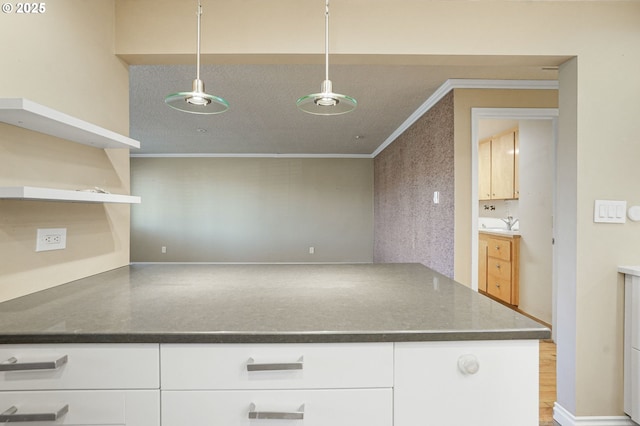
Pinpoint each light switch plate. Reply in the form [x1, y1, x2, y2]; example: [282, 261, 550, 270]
[594, 200, 626, 223]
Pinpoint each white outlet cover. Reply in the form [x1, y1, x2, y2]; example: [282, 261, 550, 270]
[36, 228, 67, 252]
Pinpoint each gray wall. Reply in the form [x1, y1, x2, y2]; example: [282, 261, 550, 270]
[373, 92, 455, 277]
[131, 157, 373, 263]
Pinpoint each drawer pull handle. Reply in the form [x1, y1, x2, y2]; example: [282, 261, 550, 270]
[247, 357, 303, 372]
[0, 405, 69, 422]
[495, 264, 501, 269]
[0, 355, 68, 372]
[248, 403, 304, 420]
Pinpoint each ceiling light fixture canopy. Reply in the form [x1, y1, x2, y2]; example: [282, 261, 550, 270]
[296, 0, 356, 116]
[165, 0, 228, 115]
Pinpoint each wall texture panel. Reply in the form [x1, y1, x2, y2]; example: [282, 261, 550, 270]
[373, 92, 455, 277]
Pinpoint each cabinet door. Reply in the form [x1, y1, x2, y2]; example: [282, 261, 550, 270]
[478, 237, 488, 292]
[394, 340, 539, 426]
[478, 139, 492, 200]
[491, 131, 515, 199]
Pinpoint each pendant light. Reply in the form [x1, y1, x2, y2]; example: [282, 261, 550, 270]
[165, 0, 229, 114]
[296, 0, 356, 115]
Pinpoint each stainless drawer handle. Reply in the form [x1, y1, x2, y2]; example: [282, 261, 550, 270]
[0, 355, 68, 372]
[247, 357, 303, 372]
[248, 403, 304, 420]
[0, 405, 69, 422]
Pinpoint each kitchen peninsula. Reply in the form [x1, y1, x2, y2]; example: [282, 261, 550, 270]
[0, 263, 549, 425]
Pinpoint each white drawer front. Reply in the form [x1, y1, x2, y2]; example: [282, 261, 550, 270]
[161, 342, 393, 390]
[162, 389, 392, 426]
[0, 344, 159, 390]
[394, 340, 539, 426]
[0, 390, 159, 426]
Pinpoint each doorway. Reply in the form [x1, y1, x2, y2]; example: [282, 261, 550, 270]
[471, 108, 559, 340]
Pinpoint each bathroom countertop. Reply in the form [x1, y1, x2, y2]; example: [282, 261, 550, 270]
[479, 229, 521, 237]
[0, 263, 549, 344]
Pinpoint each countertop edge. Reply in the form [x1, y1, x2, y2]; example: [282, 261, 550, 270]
[0, 329, 551, 345]
[619, 266, 640, 276]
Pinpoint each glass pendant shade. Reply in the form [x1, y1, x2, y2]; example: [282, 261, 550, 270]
[297, 79, 357, 115]
[164, 1, 228, 115]
[165, 78, 229, 114]
[297, 0, 356, 116]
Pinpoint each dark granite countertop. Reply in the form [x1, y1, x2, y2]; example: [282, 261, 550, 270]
[0, 263, 550, 344]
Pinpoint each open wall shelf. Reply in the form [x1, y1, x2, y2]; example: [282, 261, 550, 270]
[0, 98, 140, 150]
[0, 186, 141, 204]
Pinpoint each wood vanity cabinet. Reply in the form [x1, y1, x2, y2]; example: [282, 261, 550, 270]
[478, 128, 519, 201]
[479, 233, 520, 306]
[478, 237, 488, 292]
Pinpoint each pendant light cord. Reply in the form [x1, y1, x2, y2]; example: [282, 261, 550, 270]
[196, 0, 202, 82]
[324, 0, 330, 83]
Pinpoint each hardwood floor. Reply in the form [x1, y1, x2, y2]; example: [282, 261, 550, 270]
[539, 339, 557, 426]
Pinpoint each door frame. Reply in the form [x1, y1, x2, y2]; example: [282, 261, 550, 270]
[471, 107, 559, 339]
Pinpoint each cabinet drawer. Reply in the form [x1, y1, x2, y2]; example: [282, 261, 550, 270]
[0, 390, 159, 426]
[0, 344, 159, 390]
[487, 277, 512, 304]
[487, 258, 511, 281]
[162, 389, 392, 426]
[394, 340, 538, 426]
[161, 343, 393, 390]
[488, 238, 511, 261]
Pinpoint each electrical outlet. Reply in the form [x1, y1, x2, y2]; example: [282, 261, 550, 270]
[309, 246, 315, 254]
[36, 228, 67, 252]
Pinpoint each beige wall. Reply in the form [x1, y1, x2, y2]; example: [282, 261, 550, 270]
[130, 158, 373, 263]
[0, 1, 131, 302]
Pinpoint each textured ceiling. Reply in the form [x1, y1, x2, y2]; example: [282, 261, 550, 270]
[129, 62, 560, 155]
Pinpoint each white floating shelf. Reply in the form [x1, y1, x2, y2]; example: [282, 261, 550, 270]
[0, 98, 140, 150]
[0, 186, 141, 204]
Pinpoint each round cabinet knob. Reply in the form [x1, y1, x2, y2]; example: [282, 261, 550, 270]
[457, 354, 480, 375]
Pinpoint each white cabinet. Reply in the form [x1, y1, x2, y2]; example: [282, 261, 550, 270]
[0, 344, 160, 426]
[620, 267, 640, 423]
[160, 342, 393, 390]
[161, 343, 394, 426]
[162, 389, 392, 426]
[0, 390, 158, 426]
[0, 340, 542, 425]
[394, 340, 539, 426]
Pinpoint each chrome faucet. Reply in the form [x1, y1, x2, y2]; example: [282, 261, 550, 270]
[501, 216, 519, 230]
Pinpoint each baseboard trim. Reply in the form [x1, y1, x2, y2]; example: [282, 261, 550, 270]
[554, 403, 635, 425]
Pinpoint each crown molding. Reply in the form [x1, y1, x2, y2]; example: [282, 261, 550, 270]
[130, 153, 372, 159]
[371, 78, 559, 158]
